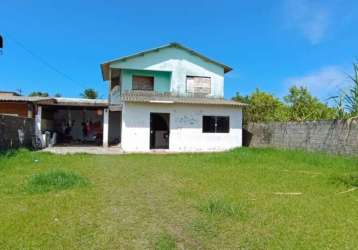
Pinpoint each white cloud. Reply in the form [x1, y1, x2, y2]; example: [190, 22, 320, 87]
[283, 66, 351, 100]
[282, 0, 330, 44]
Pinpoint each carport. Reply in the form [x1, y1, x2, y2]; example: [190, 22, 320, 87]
[35, 98, 120, 147]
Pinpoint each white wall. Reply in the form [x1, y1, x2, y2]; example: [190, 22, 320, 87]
[110, 47, 225, 97]
[121, 102, 242, 152]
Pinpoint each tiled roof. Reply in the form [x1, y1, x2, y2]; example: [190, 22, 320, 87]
[121, 91, 246, 107]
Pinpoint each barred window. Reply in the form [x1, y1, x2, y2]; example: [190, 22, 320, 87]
[202, 116, 230, 133]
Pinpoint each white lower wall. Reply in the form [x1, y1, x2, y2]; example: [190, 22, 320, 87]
[121, 102, 242, 152]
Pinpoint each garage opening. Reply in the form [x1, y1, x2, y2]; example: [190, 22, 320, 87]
[150, 113, 170, 149]
[41, 105, 104, 146]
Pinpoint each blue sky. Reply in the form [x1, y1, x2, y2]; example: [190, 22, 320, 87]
[1, 0, 357, 100]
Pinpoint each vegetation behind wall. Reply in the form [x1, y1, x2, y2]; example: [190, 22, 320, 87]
[234, 62, 358, 124]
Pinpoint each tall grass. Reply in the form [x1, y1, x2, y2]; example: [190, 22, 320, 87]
[25, 170, 88, 193]
[335, 172, 358, 187]
[198, 198, 246, 218]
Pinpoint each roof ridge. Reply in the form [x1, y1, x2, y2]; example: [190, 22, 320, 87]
[100, 42, 232, 81]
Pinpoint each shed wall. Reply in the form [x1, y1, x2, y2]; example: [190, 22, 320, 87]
[0, 102, 30, 117]
[0, 114, 34, 150]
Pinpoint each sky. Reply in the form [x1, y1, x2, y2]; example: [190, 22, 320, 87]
[0, 0, 358, 101]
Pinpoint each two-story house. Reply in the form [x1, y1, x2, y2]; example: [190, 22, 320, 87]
[101, 42, 244, 152]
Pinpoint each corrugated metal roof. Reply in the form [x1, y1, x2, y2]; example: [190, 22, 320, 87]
[0, 96, 108, 107]
[101, 42, 233, 80]
[0, 91, 20, 96]
[53, 97, 108, 106]
[121, 91, 246, 107]
[0, 96, 54, 102]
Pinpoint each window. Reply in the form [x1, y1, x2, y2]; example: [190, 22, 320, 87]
[132, 76, 154, 91]
[203, 116, 216, 133]
[202, 116, 230, 133]
[186, 76, 211, 94]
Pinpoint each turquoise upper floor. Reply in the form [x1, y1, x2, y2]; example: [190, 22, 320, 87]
[121, 69, 171, 93]
[101, 43, 232, 104]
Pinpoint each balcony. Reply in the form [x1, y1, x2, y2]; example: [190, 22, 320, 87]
[119, 90, 244, 106]
[110, 85, 121, 105]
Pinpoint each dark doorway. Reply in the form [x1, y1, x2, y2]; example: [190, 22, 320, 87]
[150, 113, 170, 149]
[108, 111, 121, 146]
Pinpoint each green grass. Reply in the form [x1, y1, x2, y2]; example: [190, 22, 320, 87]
[25, 170, 88, 193]
[198, 197, 246, 218]
[154, 233, 176, 250]
[334, 172, 358, 187]
[0, 148, 358, 249]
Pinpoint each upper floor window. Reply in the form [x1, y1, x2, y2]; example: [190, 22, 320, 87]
[132, 75, 154, 91]
[186, 76, 211, 95]
[202, 116, 230, 133]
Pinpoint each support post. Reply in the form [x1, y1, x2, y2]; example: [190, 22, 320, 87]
[35, 105, 44, 145]
[103, 108, 109, 147]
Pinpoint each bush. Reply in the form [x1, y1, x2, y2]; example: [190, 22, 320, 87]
[26, 170, 88, 193]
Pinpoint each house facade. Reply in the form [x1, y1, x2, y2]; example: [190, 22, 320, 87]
[101, 43, 244, 152]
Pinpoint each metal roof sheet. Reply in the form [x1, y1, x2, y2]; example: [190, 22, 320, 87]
[0, 96, 108, 107]
[53, 97, 108, 106]
[0, 96, 54, 102]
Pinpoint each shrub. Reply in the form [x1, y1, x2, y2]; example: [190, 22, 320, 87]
[26, 170, 88, 193]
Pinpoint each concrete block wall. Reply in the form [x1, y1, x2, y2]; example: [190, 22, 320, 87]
[0, 115, 34, 150]
[244, 120, 358, 155]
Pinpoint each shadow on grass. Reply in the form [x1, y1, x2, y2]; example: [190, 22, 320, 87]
[24, 169, 89, 194]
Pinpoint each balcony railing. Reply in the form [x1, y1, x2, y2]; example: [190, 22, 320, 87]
[110, 85, 121, 105]
[121, 90, 224, 99]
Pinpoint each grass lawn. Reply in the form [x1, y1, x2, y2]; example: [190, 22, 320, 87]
[0, 148, 357, 249]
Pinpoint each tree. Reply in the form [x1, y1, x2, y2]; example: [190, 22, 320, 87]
[284, 86, 335, 121]
[80, 88, 98, 99]
[28, 91, 49, 97]
[233, 89, 289, 123]
[344, 62, 358, 117]
[329, 62, 358, 119]
[54, 93, 62, 97]
[232, 91, 249, 104]
[329, 93, 348, 119]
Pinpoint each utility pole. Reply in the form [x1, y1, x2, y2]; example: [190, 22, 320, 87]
[0, 35, 3, 55]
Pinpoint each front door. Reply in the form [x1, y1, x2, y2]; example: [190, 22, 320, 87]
[150, 113, 170, 149]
